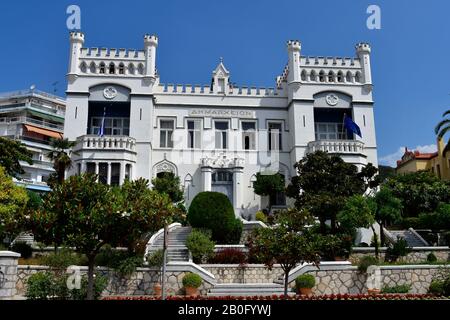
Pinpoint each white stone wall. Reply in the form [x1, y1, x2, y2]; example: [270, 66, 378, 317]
[202, 265, 284, 284]
[0, 251, 20, 299]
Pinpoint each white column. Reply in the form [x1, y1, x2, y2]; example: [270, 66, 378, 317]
[107, 162, 112, 185]
[233, 167, 243, 218]
[95, 162, 99, 182]
[201, 166, 212, 192]
[119, 161, 126, 185]
[81, 161, 86, 174]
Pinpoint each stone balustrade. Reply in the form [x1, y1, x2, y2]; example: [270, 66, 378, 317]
[75, 135, 136, 152]
[307, 140, 364, 154]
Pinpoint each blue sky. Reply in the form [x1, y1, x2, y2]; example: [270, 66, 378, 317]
[0, 0, 449, 166]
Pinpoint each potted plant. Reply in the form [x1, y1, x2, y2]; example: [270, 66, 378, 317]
[295, 274, 315, 296]
[182, 272, 202, 296]
[146, 249, 164, 296]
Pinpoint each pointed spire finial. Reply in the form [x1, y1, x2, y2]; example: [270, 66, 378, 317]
[220, 57, 223, 63]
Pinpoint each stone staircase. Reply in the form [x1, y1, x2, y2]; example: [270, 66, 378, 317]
[146, 226, 192, 262]
[208, 283, 286, 297]
[387, 228, 429, 247]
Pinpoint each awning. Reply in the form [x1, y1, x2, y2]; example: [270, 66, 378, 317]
[28, 108, 64, 122]
[24, 124, 63, 139]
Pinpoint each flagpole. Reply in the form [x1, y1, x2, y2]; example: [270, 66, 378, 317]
[341, 112, 346, 140]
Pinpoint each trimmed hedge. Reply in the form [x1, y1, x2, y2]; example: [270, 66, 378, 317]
[187, 192, 242, 244]
[295, 274, 315, 289]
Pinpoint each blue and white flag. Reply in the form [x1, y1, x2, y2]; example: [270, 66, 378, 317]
[99, 106, 106, 137]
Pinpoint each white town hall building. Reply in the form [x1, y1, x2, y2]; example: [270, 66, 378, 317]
[64, 32, 378, 219]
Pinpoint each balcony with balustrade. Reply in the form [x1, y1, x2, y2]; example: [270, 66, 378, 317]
[306, 139, 367, 166]
[73, 135, 137, 163]
[72, 135, 137, 185]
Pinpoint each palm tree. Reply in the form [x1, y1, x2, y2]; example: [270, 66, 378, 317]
[435, 109, 450, 139]
[46, 138, 77, 185]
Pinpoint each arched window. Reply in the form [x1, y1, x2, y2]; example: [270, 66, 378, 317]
[355, 71, 362, 83]
[337, 71, 344, 83]
[89, 62, 96, 73]
[310, 70, 317, 81]
[328, 71, 335, 82]
[137, 63, 144, 75]
[346, 71, 353, 83]
[301, 70, 307, 81]
[109, 63, 115, 74]
[119, 63, 125, 74]
[319, 70, 325, 82]
[99, 62, 106, 74]
[79, 62, 87, 73]
[128, 63, 135, 75]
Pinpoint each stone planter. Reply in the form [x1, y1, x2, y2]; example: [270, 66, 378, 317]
[153, 283, 161, 296]
[368, 288, 381, 295]
[185, 286, 198, 297]
[298, 287, 313, 296]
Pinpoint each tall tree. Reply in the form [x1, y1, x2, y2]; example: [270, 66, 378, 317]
[253, 172, 285, 211]
[286, 151, 376, 234]
[337, 195, 379, 258]
[32, 174, 121, 300]
[0, 165, 29, 243]
[384, 171, 450, 217]
[117, 178, 178, 252]
[151, 172, 184, 203]
[46, 138, 77, 186]
[373, 187, 402, 246]
[0, 137, 33, 178]
[248, 223, 322, 297]
[435, 109, 450, 139]
[30, 174, 178, 300]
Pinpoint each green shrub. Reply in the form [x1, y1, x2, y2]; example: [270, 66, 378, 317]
[182, 273, 202, 288]
[26, 271, 107, 300]
[428, 280, 445, 295]
[187, 192, 242, 244]
[95, 246, 142, 277]
[69, 274, 108, 300]
[226, 218, 243, 244]
[381, 284, 411, 293]
[255, 211, 267, 224]
[26, 272, 55, 300]
[186, 229, 215, 263]
[295, 274, 315, 289]
[401, 217, 421, 229]
[114, 256, 143, 277]
[357, 255, 378, 273]
[40, 248, 87, 270]
[427, 252, 437, 263]
[385, 238, 411, 262]
[11, 241, 33, 259]
[147, 249, 164, 268]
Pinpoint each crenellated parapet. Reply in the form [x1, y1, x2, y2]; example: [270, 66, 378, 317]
[68, 32, 157, 78]
[154, 83, 286, 97]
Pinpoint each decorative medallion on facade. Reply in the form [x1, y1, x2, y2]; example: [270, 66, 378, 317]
[103, 86, 118, 100]
[326, 94, 339, 106]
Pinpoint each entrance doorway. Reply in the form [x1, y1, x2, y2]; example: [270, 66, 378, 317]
[211, 170, 233, 205]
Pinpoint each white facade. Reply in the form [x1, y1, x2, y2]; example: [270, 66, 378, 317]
[64, 32, 378, 219]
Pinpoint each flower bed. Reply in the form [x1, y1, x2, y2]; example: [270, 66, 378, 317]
[102, 293, 446, 301]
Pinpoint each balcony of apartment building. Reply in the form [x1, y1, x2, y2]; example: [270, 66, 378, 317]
[306, 108, 367, 165]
